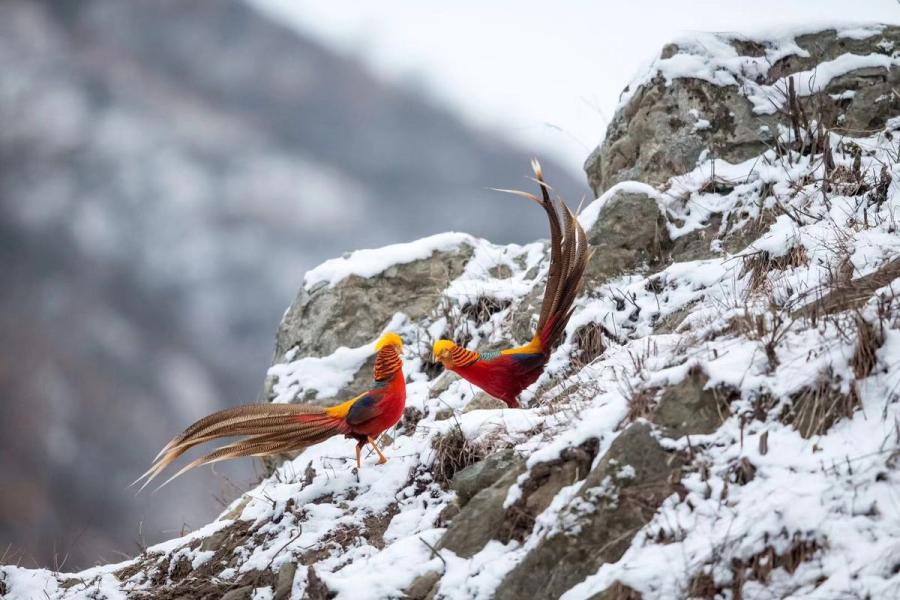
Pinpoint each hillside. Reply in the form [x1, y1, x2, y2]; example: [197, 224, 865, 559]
[0, 0, 585, 568]
[2, 23, 899, 599]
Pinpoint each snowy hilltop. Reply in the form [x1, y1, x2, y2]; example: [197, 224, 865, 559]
[3, 23, 900, 600]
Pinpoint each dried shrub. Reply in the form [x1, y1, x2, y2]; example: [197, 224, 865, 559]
[601, 581, 643, 600]
[626, 386, 659, 423]
[849, 314, 884, 379]
[430, 426, 486, 487]
[460, 296, 511, 326]
[783, 370, 860, 438]
[740, 245, 808, 292]
[688, 534, 824, 599]
[571, 322, 607, 367]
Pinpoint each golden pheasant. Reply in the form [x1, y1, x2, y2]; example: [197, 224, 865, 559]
[433, 160, 590, 408]
[136, 332, 406, 489]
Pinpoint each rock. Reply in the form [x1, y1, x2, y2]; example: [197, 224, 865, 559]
[654, 368, 736, 438]
[450, 449, 521, 506]
[273, 561, 297, 600]
[589, 581, 643, 600]
[584, 189, 671, 287]
[220, 585, 253, 600]
[404, 571, 442, 600]
[433, 407, 454, 421]
[438, 460, 526, 558]
[273, 244, 473, 363]
[494, 424, 683, 600]
[462, 392, 507, 413]
[428, 370, 456, 398]
[585, 27, 900, 195]
[499, 440, 599, 543]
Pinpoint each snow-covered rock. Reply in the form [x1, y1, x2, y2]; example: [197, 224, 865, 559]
[4, 25, 900, 600]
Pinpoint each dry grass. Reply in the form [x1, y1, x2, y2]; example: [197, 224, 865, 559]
[600, 581, 643, 600]
[783, 370, 860, 438]
[626, 386, 659, 423]
[850, 313, 884, 379]
[459, 295, 511, 326]
[740, 245, 809, 293]
[571, 322, 607, 367]
[689, 535, 824, 600]
[430, 426, 487, 487]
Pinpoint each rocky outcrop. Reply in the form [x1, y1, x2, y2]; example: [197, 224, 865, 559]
[583, 187, 671, 286]
[495, 424, 684, 600]
[585, 26, 900, 194]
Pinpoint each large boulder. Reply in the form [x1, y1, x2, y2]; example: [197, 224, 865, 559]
[583, 187, 671, 287]
[274, 240, 474, 361]
[585, 26, 900, 195]
[494, 424, 684, 600]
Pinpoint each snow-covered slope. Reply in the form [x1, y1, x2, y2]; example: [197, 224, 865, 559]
[3, 24, 899, 600]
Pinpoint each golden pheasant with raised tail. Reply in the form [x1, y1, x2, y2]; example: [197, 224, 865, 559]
[433, 160, 590, 408]
[135, 332, 406, 490]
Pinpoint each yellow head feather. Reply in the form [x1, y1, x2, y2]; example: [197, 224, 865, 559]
[432, 339, 456, 358]
[376, 332, 403, 351]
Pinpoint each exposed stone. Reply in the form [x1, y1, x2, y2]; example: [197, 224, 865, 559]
[451, 449, 522, 506]
[494, 424, 683, 600]
[438, 460, 526, 558]
[404, 570, 442, 600]
[221, 586, 254, 600]
[589, 581, 643, 600]
[584, 189, 671, 287]
[462, 392, 507, 413]
[585, 27, 900, 195]
[267, 244, 474, 404]
[273, 561, 297, 600]
[499, 439, 599, 542]
[654, 368, 736, 438]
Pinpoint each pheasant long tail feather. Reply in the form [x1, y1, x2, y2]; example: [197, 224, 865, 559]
[528, 160, 590, 350]
[135, 404, 348, 491]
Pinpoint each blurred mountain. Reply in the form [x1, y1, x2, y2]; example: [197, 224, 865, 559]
[0, 0, 588, 569]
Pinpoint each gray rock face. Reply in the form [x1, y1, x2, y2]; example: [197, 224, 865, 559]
[584, 189, 671, 287]
[654, 368, 736, 438]
[451, 449, 521, 506]
[585, 26, 900, 195]
[274, 245, 473, 363]
[494, 424, 683, 600]
[439, 459, 526, 558]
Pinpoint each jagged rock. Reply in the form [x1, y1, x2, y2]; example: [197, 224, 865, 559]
[654, 368, 736, 438]
[273, 561, 296, 600]
[499, 440, 598, 542]
[590, 581, 643, 600]
[428, 371, 456, 398]
[584, 189, 671, 287]
[494, 423, 683, 600]
[404, 571, 441, 600]
[585, 27, 900, 195]
[274, 245, 474, 362]
[438, 460, 526, 558]
[462, 392, 507, 413]
[451, 449, 522, 506]
[221, 586, 254, 600]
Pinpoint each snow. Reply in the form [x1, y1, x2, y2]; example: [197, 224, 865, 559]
[618, 23, 898, 117]
[303, 232, 474, 289]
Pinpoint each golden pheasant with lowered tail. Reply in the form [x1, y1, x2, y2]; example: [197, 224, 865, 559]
[135, 332, 406, 490]
[433, 160, 590, 408]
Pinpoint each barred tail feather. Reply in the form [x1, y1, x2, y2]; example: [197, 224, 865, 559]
[135, 404, 348, 491]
